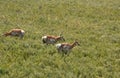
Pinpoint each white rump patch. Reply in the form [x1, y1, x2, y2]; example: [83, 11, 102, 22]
[21, 30, 25, 33]
[42, 36, 47, 39]
[56, 43, 62, 48]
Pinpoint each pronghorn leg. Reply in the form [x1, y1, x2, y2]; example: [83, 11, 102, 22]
[66, 51, 70, 56]
[57, 49, 61, 53]
[19, 35, 23, 39]
[42, 39, 46, 43]
[64, 51, 68, 55]
[19, 32, 24, 39]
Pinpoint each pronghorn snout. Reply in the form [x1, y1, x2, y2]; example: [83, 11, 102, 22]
[61, 37, 65, 41]
[77, 43, 80, 46]
[75, 41, 80, 46]
[1, 34, 4, 36]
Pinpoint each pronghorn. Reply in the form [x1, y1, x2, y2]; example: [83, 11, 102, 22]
[2, 29, 25, 39]
[55, 41, 80, 54]
[42, 34, 65, 45]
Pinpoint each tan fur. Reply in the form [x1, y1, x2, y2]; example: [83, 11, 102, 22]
[3, 29, 25, 39]
[42, 35, 65, 45]
[56, 41, 80, 54]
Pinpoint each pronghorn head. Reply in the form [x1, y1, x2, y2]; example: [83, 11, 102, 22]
[74, 41, 80, 46]
[2, 32, 10, 36]
[58, 33, 65, 41]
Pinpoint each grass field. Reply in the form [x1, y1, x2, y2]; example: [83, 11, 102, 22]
[0, 0, 120, 78]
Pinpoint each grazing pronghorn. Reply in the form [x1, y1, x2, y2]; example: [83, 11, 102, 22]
[2, 29, 25, 39]
[56, 41, 80, 54]
[42, 34, 65, 45]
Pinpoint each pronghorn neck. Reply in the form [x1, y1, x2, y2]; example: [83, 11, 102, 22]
[4, 32, 11, 36]
[70, 42, 77, 49]
[56, 36, 61, 40]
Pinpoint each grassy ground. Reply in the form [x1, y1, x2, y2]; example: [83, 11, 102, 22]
[0, 0, 120, 78]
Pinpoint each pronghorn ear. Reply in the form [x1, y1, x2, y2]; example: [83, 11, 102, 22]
[59, 32, 63, 36]
[75, 39, 78, 42]
[59, 33, 62, 36]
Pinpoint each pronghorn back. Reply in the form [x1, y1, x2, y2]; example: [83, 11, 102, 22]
[56, 41, 80, 54]
[42, 35, 65, 45]
[3, 29, 25, 39]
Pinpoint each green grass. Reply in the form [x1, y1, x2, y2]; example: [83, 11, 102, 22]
[0, 0, 120, 78]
